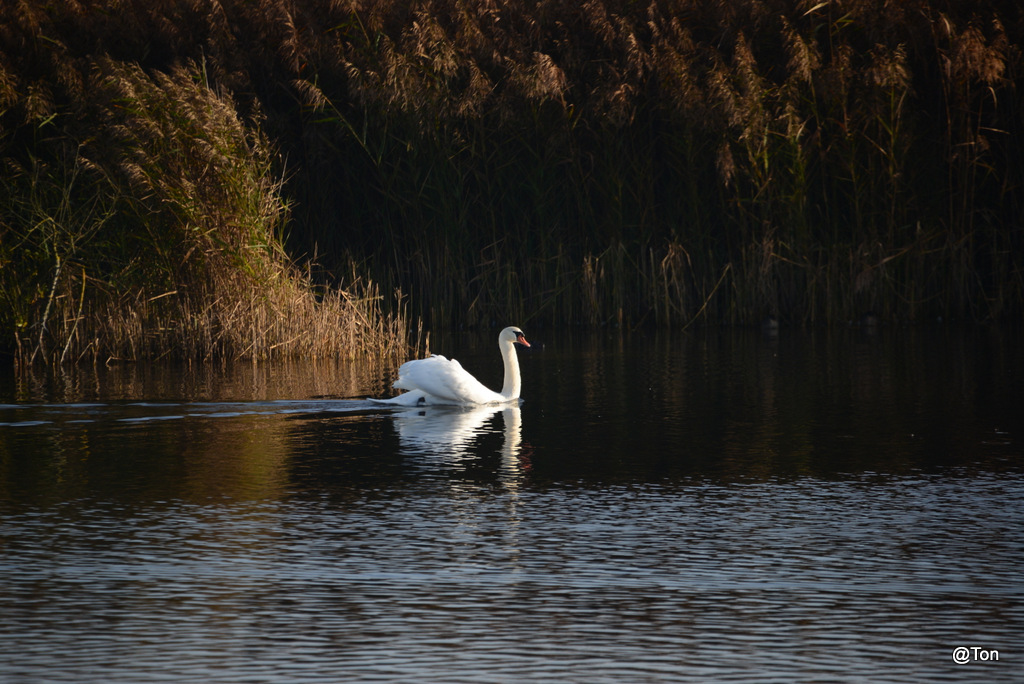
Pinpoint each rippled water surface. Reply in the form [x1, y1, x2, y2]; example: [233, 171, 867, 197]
[1, 327, 1022, 682]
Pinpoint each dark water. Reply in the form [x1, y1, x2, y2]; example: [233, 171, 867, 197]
[1, 326, 1022, 682]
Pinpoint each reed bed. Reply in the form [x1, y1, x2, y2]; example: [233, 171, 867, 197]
[1, 0, 1021, 364]
[307, 0, 1023, 327]
[1, 56, 408, 364]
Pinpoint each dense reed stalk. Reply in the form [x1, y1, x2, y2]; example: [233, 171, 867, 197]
[0, 55, 408, 364]
[2, 0, 1021, 360]
[299, 0, 1023, 327]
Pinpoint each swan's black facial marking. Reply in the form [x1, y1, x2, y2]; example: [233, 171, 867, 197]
[514, 330, 531, 347]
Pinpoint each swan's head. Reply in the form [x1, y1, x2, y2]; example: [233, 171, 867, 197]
[500, 326, 530, 348]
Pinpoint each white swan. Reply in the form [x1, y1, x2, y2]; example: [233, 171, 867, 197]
[371, 326, 530, 406]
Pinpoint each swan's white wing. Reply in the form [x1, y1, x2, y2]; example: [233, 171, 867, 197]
[393, 355, 504, 404]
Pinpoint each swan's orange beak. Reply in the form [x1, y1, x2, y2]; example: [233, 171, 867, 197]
[516, 332, 531, 347]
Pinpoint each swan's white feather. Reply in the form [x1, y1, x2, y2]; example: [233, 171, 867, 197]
[370, 326, 527, 406]
[392, 354, 506, 405]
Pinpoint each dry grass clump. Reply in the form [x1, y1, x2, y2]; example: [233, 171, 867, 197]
[1, 57, 408, 364]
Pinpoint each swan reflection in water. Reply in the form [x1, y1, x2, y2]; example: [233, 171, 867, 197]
[385, 404, 529, 482]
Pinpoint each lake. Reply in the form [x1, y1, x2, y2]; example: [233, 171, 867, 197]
[1, 325, 1022, 682]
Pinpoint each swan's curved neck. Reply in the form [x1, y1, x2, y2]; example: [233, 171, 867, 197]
[499, 339, 521, 399]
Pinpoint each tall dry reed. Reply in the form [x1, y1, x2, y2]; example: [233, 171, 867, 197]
[1, 0, 1021, 349]
[1, 55, 409, 364]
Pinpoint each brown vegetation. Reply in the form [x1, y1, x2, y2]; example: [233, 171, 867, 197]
[1, 1, 1021, 364]
[1, 13, 410, 364]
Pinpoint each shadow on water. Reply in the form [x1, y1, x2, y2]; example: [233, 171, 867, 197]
[516, 324, 1023, 483]
[1, 325, 1022, 502]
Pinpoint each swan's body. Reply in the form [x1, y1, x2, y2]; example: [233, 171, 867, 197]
[372, 327, 530, 406]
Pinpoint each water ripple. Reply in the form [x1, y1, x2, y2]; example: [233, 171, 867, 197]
[1, 329, 1022, 682]
[2, 477, 1021, 683]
